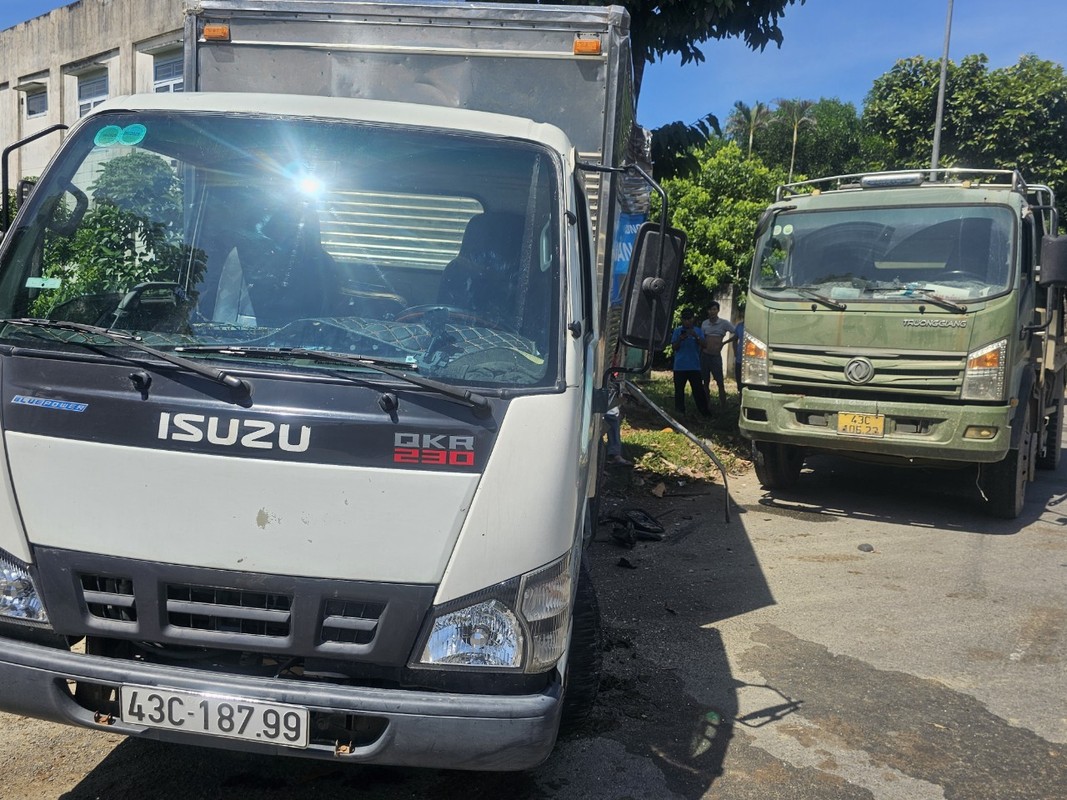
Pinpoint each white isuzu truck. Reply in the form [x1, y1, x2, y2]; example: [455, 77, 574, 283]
[0, 1, 684, 770]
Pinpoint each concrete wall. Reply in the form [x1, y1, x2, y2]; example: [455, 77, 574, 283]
[0, 0, 187, 181]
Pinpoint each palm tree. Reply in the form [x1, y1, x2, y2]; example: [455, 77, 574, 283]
[725, 100, 771, 158]
[774, 98, 817, 182]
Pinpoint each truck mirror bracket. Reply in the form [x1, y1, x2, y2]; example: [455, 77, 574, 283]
[2, 123, 68, 229]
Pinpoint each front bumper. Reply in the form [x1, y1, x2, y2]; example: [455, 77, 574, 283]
[0, 636, 561, 770]
[739, 389, 1013, 463]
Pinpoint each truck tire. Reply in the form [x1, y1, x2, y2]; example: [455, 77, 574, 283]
[1036, 370, 1064, 470]
[981, 400, 1035, 519]
[559, 562, 602, 735]
[753, 441, 804, 490]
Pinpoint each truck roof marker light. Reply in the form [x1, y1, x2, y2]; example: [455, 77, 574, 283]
[860, 173, 923, 189]
[202, 23, 231, 42]
[573, 35, 602, 56]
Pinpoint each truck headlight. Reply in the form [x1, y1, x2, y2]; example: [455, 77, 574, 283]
[414, 554, 572, 672]
[961, 339, 1007, 401]
[0, 549, 49, 626]
[741, 333, 769, 386]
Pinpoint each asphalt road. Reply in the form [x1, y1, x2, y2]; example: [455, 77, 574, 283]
[1, 447, 1064, 799]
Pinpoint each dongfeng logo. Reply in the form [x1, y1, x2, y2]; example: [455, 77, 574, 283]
[844, 357, 875, 385]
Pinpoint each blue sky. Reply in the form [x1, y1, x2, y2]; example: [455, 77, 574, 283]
[4, 0, 1066, 130]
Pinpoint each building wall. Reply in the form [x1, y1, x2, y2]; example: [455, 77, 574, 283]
[0, 0, 187, 181]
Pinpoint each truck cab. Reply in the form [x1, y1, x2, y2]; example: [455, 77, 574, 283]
[739, 169, 1067, 518]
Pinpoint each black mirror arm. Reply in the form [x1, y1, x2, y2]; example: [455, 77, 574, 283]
[2, 124, 68, 229]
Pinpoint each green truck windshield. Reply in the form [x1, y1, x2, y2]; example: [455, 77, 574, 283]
[751, 205, 1015, 304]
[0, 110, 562, 389]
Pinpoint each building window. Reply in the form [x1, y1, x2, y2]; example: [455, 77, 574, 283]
[78, 72, 108, 117]
[26, 91, 48, 118]
[153, 54, 183, 93]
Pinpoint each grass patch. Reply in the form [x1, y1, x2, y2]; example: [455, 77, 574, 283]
[616, 371, 751, 480]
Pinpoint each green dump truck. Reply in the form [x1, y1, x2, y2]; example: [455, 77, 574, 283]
[739, 169, 1067, 518]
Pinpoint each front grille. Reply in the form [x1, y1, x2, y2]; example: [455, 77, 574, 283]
[79, 574, 137, 622]
[770, 345, 966, 397]
[321, 599, 385, 645]
[40, 549, 436, 665]
[166, 584, 292, 638]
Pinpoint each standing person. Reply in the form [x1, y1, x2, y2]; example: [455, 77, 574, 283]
[671, 309, 711, 417]
[700, 301, 735, 407]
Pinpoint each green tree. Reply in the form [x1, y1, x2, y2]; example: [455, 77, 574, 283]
[649, 113, 721, 178]
[862, 53, 1067, 223]
[34, 151, 199, 316]
[725, 100, 771, 158]
[663, 141, 787, 311]
[753, 98, 862, 178]
[772, 98, 816, 182]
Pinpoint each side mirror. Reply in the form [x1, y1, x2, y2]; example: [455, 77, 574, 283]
[1038, 234, 1067, 287]
[16, 178, 36, 208]
[619, 222, 687, 350]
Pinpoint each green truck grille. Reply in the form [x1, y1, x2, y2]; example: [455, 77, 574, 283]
[769, 345, 966, 397]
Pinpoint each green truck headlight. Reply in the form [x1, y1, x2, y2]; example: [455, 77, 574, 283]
[961, 339, 1007, 401]
[0, 549, 49, 626]
[741, 333, 769, 386]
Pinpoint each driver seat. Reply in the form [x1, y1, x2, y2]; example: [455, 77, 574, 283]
[437, 212, 525, 322]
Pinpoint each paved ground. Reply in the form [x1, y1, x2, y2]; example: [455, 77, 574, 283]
[1, 446, 1064, 799]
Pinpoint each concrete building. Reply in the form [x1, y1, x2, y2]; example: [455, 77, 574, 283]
[0, 0, 187, 181]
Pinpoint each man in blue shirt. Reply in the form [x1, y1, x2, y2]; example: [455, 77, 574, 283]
[671, 309, 711, 416]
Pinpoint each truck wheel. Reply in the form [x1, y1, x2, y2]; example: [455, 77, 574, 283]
[982, 400, 1035, 519]
[559, 563, 601, 735]
[753, 441, 804, 490]
[1036, 371, 1064, 470]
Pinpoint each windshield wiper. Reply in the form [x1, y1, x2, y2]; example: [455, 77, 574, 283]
[901, 288, 968, 313]
[793, 287, 847, 311]
[1, 319, 252, 395]
[176, 345, 492, 416]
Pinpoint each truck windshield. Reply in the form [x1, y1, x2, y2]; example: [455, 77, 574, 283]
[751, 205, 1016, 305]
[0, 110, 562, 390]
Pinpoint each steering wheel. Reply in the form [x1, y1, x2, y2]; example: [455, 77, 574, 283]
[939, 270, 986, 283]
[394, 304, 499, 329]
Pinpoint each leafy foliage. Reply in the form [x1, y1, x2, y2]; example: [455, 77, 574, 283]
[770, 97, 816, 182]
[725, 100, 771, 158]
[649, 113, 720, 179]
[862, 53, 1067, 223]
[663, 141, 787, 312]
[33, 151, 200, 316]
[753, 98, 862, 178]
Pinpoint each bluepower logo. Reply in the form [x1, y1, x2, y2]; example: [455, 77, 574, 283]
[12, 395, 88, 412]
[157, 412, 311, 452]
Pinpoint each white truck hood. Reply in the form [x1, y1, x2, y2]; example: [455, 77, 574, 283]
[5, 433, 478, 584]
